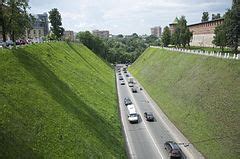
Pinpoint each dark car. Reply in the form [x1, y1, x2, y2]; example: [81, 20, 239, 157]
[126, 74, 130, 77]
[164, 141, 183, 159]
[124, 97, 132, 106]
[144, 112, 154, 121]
[20, 39, 28, 45]
[131, 86, 138, 93]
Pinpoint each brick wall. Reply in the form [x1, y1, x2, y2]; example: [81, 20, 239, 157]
[188, 18, 224, 47]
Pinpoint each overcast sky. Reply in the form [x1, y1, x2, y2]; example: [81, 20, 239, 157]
[29, 0, 232, 35]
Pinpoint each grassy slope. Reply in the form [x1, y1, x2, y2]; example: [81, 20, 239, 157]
[0, 42, 126, 158]
[130, 48, 240, 159]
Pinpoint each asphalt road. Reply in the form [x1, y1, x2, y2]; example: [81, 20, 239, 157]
[116, 65, 204, 159]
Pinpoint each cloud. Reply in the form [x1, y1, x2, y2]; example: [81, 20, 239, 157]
[29, 0, 232, 35]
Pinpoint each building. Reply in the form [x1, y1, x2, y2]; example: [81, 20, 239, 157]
[26, 13, 49, 39]
[188, 18, 224, 47]
[92, 30, 109, 38]
[169, 18, 178, 35]
[150, 26, 162, 37]
[169, 18, 224, 47]
[63, 30, 75, 41]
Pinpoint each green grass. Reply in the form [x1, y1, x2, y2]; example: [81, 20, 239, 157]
[129, 48, 240, 159]
[0, 42, 126, 158]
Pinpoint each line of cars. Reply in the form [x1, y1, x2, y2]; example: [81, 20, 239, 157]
[118, 67, 155, 123]
[0, 38, 43, 48]
[117, 65, 185, 159]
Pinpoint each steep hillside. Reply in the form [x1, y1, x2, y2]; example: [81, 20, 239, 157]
[129, 48, 240, 159]
[0, 42, 126, 158]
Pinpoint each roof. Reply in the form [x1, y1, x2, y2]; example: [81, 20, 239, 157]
[188, 18, 224, 27]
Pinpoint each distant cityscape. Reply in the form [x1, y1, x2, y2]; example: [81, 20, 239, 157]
[0, 0, 226, 48]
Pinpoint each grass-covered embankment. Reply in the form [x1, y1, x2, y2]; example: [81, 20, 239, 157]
[0, 42, 126, 158]
[129, 47, 240, 159]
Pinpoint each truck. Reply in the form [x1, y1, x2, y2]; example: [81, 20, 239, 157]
[127, 104, 138, 123]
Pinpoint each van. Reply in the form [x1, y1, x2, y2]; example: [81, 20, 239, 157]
[127, 104, 138, 123]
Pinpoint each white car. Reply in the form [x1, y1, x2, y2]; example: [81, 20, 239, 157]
[120, 80, 125, 85]
[128, 83, 134, 87]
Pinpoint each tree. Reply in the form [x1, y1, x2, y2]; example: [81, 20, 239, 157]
[76, 31, 108, 59]
[172, 16, 192, 48]
[201, 12, 209, 22]
[213, 24, 227, 51]
[161, 26, 171, 47]
[212, 13, 221, 20]
[224, 0, 240, 54]
[3, 0, 33, 42]
[49, 8, 64, 40]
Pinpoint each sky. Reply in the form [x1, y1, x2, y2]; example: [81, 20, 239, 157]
[29, 0, 232, 35]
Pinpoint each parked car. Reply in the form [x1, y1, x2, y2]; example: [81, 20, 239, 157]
[120, 80, 125, 85]
[144, 112, 154, 121]
[16, 40, 21, 45]
[118, 72, 122, 75]
[0, 40, 6, 47]
[124, 97, 132, 106]
[126, 74, 130, 77]
[132, 86, 138, 93]
[20, 39, 28, 45]
[6, 40, 14, 47]
[164, 141, 183, 159]
[27, 39, 33, 44]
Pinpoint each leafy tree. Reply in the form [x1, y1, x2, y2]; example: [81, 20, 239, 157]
[145, 35, 160, 46]
[212, 13, 221, 20]
[201, 12, 209, 22]
[172, 16, 192, 47]
[77, 31, 108, 59]
[161, 26, 171, 47]
[3, 0, 33, 42]
[224, 0, 240, 54]
[116, 34, 123, 38]
[213, 24, 227, 51]
[49, 8, 64, 40]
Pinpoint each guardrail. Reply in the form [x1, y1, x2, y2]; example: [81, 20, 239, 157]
[150, 46, 240, 60]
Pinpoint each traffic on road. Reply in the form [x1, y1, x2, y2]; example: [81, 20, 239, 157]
[116, 64, 204, 159]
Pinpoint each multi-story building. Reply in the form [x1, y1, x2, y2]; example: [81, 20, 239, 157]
[92, 30, 109, 38]
[63, 30, 75, 41]
[26, 13, 49, 39]
[150, 26, 162, 37]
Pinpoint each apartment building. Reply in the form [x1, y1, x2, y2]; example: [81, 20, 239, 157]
[92, 30, 110, 38]
[150, 26, 162, 37]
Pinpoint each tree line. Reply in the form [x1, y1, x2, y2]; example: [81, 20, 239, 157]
[76, 32, 160, 64]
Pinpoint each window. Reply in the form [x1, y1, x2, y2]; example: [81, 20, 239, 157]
[39, 30, 41, 35]
[33, 30, 36, 34]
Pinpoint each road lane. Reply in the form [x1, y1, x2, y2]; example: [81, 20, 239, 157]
[116, 65, 204, 159]
[116, 71, 163, 159]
